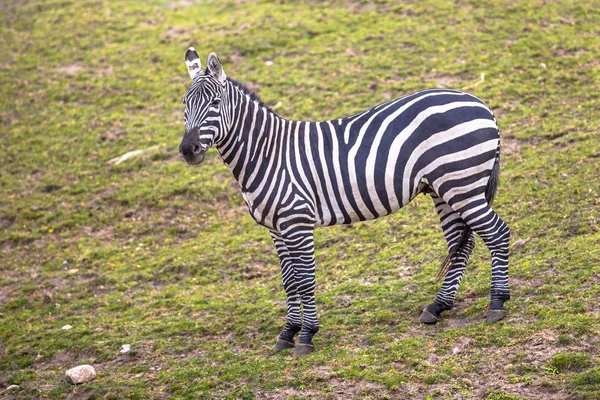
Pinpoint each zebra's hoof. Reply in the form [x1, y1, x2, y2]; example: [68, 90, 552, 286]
[293, 343, 314, 356]
[273, 338, 295, 351]
[419, 308, 440, 324]
[485, 309, 507, 323]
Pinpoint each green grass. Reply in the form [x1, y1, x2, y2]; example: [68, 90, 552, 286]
[1, 0, 599, 399]
[485, 390, 529, 400]
[548, 352, 592, 373]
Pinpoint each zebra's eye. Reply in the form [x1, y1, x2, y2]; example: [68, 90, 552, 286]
[211, 98, 221, 106]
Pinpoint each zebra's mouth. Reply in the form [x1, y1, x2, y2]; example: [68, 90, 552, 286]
[185, 152, 205, 165]
[179, 149, 205, 165]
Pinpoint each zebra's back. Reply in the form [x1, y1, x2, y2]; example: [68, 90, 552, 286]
[288, 89, 500, 226]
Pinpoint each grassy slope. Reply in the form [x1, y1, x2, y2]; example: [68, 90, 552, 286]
[1, 0, 599, 399]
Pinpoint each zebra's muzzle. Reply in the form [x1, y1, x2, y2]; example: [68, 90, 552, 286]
[179, 145, 206, 165]
[179, 129, 208, 165]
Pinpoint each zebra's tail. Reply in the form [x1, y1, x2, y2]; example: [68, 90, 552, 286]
[436, 145, 500, 282]
[485, 145, 501, 206]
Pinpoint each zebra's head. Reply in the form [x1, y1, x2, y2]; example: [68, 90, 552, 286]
[179, 48, 228, 165]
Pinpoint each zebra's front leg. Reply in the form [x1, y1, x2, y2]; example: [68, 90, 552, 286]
[270, 231, 302, 351]
[282, 229, 319, 356]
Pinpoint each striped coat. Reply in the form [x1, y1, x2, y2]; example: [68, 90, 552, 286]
[179, 49, 510, 355]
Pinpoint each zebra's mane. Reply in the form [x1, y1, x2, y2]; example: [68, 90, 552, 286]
[228, 78, 273, 112]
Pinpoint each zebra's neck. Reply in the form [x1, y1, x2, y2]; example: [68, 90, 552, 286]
[215, 80, 308, 192]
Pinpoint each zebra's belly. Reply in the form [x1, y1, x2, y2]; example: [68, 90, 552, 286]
[313, 207, 398, 227]
[312, 182, 419, 227]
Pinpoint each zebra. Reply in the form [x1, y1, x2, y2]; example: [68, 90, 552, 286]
[178, 48, 511, 356]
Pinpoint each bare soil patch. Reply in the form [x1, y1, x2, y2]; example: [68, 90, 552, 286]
[55, 63, 83, 76]
[502, 138, 521, 156]
[258, 378, 392, 399]
[422, 72, 462, 88]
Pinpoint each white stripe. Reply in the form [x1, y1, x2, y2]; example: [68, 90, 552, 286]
[304, 124, 330, 225]
[326, 120, 357, 221]
[316, 123, 338, 224]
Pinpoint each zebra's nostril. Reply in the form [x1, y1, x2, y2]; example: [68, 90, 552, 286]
[193, 145, 201, 155]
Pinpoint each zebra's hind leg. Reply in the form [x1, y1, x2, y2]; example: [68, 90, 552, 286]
[466, 205, 510, 322]
[420, 193, 475, 324]
[270, 231, 302, 351]
[450, 196, 511, 323]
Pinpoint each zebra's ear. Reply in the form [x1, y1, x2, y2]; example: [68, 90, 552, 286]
[185, 47, 202, 80]
[207, 52, 226, 83]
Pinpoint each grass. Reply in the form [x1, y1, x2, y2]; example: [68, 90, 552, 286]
[1, 0, 599, 399]
[548, 352, 592, 373]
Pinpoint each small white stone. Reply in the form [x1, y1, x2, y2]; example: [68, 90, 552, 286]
[452, 347, 460, 355]
[120, 344, 131, 354]
[6, 385, 19, 391]
[264, 60, 273, 66]
[61, 325, 73, 330]
[62, 260, 68, 265]
[65, 365, 96, 384]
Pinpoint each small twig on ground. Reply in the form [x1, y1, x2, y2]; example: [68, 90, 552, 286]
[462, 73, 485, 91]
[107, 144, 165, 165]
